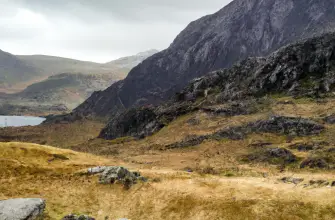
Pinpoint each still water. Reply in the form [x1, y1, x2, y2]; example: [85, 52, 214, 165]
[0, 116, 46, 127]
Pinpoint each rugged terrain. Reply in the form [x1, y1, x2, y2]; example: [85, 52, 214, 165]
[2, 93, 335, 219]
[72, 0, 335, 119]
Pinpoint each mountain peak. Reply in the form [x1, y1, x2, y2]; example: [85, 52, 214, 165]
[71, 0, 335, 119]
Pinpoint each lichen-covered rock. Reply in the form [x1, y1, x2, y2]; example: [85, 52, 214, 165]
[62, 214, 95, 220]
[87, 166, 108, 174]
[98, 166, 144, 189]
[0, 198, 45, 220]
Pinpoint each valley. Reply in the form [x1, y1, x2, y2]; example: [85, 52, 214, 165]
[2, 0, 335, 219]
[2, 94, 335, 219]
[0, 50, 158, 116]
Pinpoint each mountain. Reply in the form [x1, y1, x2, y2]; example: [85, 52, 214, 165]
[99, 32, 335, 140]
[0, 49, 158, 94]
[105, 49, 159, 69]
[0, 50, 158, 115]
[73, 0, 335, 119]
[18, 50, 159, 82]
[0, 50, 39, 92]
[18, 73, 116, 109]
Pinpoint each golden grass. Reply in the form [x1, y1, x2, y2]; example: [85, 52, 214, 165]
[2, 97, 335, 219]
[0, 120, 104, 148]
[2, 142, 335, 220]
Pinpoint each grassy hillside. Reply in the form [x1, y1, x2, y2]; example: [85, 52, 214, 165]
[0, 50, 39, 92]
[0, 50, 158, 114]
[18, 55, 126, 80]
[1, 141, 335, 220]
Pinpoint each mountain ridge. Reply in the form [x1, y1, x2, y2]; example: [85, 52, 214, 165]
[99, 32, 335, 140]
[72, 0, 335, 119]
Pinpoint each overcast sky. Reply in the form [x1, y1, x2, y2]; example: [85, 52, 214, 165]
[0, 0, 232, 63]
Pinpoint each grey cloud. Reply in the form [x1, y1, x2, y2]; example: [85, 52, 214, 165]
[0, 0, 232, 62]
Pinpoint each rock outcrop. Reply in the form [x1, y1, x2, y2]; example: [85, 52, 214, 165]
[87, 166, 146, 189]
[0, 198, 45, 220]
[72, 0, 335, 119]
[167, 116, 325, 148]
[99, 31, 334, 140]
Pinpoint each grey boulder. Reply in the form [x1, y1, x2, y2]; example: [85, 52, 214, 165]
[0, 198, 45, 220]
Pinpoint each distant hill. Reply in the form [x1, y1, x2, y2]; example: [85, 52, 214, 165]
[0, 49, 158, 114]
[0, 50, 39, 92]
[105, 49, 159, 69]
[18, 73, 116, 109]
[17, 49, 159, 82]
[18, 55, 122, 78]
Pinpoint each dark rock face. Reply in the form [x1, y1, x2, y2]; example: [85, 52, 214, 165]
[99, 107, 163, 140]
[179, 33, 335, 103]
[73, 0, 335, 119]
[87, 32, 332, 141]
[99, 101, 196, 140]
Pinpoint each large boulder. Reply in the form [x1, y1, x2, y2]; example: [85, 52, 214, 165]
[97, 166, 145, 189]
[0, 198, 45, 220]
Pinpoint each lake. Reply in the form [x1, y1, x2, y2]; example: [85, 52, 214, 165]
[0, 116, 46, 127]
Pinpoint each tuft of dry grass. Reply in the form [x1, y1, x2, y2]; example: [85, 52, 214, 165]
[2, 142, 335, 220]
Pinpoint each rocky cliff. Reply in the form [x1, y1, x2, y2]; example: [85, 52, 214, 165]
[73, 0, 335, 119]
[99, 32, 335, 140]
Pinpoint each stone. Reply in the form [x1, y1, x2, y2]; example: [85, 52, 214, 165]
[247, 147, 297, 165]
[281, 177, 304, 184]
[62, 214, 95, 220]
[87, 166, 108, 174]
[300, 158, 329, 169]
[99, 166, 139, 188]
[248, 116, 324, 137]
[324, 114, 335, 124]
[0, 198, 45, 220]
[266, 148, 297, 163]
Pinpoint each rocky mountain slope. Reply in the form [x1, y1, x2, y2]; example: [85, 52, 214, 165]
[98, 32, 335, 140]
[73, 0, 335, 119]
